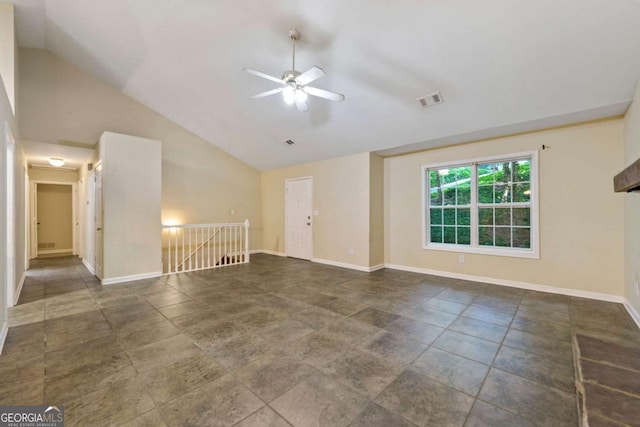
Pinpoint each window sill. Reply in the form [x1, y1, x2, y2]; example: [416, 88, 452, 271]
[423, 244, 540, 259]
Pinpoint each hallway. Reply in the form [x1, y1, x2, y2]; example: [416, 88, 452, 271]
[0, 255, 639, 426]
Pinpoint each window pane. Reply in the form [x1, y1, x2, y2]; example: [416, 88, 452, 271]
[514, 159, 530, 182]
[430, 226, 443, 243]
[453, 167, 471, 181]
[513, 227, 531, 248]
[495, 162, 511, 183]
[478, 185, 493, 203]
[513, 208, 530, 226]
[443, 227, 456, 244]
[478, 163, 496, 184]
[457, 208, 470, 226]
[479, 208, 493, 225]
[443, 187, 456, 205]
[494, 184, 511, 203]
[429, 170, 443, 206]
[457, 226, 471, 245]
[430, 208, 442, 225]
[495, 227, 511, 247]
[495, 208, 511, 226]
[479, 227, 494, 246]
[513, 183, 530, 203]
[430, 190, 442, 206]
[443, 208, 456, 225]
[457, 183, 471, 205]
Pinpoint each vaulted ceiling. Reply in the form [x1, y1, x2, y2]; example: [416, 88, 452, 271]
[10, 0, 640, 170]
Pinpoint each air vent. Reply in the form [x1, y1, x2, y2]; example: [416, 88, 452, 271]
[285, 139, 295, 145]
[418, 92, 444, 108]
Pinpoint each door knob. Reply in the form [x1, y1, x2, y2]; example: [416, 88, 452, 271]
[97, 228, 102, 231]
[306, 222, 311, 226]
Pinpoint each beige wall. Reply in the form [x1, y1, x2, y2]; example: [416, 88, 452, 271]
[36, 184, 72, 251]
[385, 119, 625, 297]
[98, 132, 162, 281]
[262, 152, 372, 268]
[369, 153, 384, 267]
[29, 167, 78, 183]
[18, 48, 262, 249]
[1, 2, 26, 347]
[624, 81, 640, 317]
[0, 3, 15, 115]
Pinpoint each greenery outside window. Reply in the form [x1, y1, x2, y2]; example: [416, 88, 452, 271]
[423, 151, 539, 258]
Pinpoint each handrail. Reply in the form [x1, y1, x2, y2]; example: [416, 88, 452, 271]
[162, 219, 250, 274]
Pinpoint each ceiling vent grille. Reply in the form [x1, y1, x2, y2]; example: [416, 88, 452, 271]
[285, 139, 295, 145]
[418, 92, 444, 108]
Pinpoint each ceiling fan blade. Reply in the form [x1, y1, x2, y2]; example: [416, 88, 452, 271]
[304, 86, 345, 102]
[243, 68, 284, 84]
[249, 87, 283, 99]
[295, 98, 308, 112]
[295, 66, 325, 86]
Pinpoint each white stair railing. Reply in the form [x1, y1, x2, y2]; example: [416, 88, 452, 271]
[162, 219, 250, 274]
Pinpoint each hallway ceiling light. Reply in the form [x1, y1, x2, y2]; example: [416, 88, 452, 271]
[48, 158, 65, 167]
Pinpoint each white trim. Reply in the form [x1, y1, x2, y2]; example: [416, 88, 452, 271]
[312, 258, 385, 273]
[37, 248, 73, 255]
[0, 321, 7, 355]
[258, 249, 286, 257]
[623, 298, 640, 329]
[14, 272, 25, 306]
[385, 262, 624, 303]
[82, 258, 95, 275]
[101, 271, 162, 286]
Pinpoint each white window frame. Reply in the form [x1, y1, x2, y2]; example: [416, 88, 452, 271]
[422, 150, 539, 259]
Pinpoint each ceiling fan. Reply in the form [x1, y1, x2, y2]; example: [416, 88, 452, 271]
[243, 28, 345, 112]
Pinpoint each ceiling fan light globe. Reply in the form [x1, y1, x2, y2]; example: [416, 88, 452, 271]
[282, 86, 296, 104]
[295, 89, 308, 103]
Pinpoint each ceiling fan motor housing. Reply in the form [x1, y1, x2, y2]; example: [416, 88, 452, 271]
[282, 70, 300, 83]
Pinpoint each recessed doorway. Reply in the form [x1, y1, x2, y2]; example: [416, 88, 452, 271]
[32, 182, 76, 257]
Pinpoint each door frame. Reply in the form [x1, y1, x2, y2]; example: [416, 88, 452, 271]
[284, 176, 313, 260]
[31, 180, 78, 257]
[94, 162, 103, 279]
[4, 123, 15, 307]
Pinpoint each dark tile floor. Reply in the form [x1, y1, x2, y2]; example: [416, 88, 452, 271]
[1, 254, 639, 426]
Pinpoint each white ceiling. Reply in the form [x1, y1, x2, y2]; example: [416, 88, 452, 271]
[10, 0, 640, 170]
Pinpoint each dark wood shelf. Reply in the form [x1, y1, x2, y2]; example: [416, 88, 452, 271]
[614, 158, 640, 192]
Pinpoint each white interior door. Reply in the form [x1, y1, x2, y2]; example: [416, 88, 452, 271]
[94, 164, 103, 279]
[285, 177, 313, 260]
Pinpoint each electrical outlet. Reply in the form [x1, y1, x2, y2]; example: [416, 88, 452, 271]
[348, 248, 354, 256]
[459, 255, 465, 263]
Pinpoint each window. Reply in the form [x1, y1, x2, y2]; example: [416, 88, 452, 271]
[423, 151, 538, 258]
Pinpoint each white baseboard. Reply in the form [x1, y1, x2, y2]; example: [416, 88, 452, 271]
[384, 263, 624, 303]
[37, 248, 73, 255]
[101, 271, 163, 286]
[312, 258, 385, 273]
[14, 272, 25, 306]
[0, 321, 7, 355]
[258, 249, 286, 257]
[82, 258, 95, 275]
[623, 298, 640, 329]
